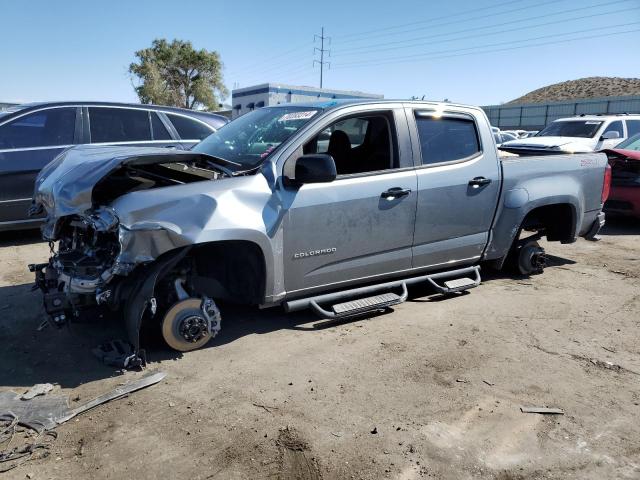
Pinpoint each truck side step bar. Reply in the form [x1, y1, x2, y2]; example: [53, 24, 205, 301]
[284, 266, 481, 320]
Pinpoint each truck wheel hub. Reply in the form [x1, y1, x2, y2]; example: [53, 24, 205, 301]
[179, 314, 208, 342]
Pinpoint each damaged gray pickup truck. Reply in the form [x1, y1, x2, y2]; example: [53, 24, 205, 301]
[30, 100, 610, 357]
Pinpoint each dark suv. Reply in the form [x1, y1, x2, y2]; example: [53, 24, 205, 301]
[0, 101, 228, 231]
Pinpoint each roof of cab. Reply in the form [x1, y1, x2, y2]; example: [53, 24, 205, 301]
[265, 98, 485, 112]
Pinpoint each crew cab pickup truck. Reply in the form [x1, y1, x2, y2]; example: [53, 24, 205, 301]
[30, 100, 610, 358]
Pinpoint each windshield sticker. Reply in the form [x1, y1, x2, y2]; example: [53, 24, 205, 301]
[278, 110, 317, 122]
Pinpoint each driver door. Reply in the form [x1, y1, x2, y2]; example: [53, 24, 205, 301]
[281, 106, 417, 296]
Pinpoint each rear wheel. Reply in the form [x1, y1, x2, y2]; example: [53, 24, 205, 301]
[510, 237, 546, 275]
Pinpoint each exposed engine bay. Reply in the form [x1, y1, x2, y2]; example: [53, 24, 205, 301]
[30, 146, 241, 359]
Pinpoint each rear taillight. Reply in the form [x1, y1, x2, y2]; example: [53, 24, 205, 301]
[602, 163, 612, 203]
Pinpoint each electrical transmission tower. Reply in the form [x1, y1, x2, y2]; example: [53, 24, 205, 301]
[314, 27, 331, 88]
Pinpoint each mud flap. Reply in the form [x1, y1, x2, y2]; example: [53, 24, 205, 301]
[124, 247, 191, 352]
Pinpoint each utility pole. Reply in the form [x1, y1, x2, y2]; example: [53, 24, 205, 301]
[314, 27, 330, 89]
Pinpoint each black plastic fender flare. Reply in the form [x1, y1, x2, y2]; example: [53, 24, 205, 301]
[124, 247, 191, 352]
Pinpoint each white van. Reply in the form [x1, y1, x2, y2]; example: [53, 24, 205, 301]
[499, 114, 640, 155]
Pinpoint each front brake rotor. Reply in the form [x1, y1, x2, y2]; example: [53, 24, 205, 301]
[161, 297, 221, 352]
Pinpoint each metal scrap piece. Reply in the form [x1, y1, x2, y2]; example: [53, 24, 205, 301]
[0, 371, 166, 431]
[520, 406, 564, 415]
[56, 371, 166, 424]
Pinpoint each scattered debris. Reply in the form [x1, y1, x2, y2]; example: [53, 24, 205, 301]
[520, 407, 564, 415]
[252, 402, 278, 414]
[370, 427, 378, 434]
[56, 371, 166, 424]
[483, 380, 495, 386]
[330, 432, 343, 437]
[21, 383, 54, 400]
[0, 371, 166, 431]
[455, 378, 469, 383]
[92, 339, 146, 370]
[601, 346, 616, 353]
[571, 354, 639, 375]
[0, 412, 57, 473]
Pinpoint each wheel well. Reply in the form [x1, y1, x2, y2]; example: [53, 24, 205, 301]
[520, 204, 575, 242]
[186, 240, 266, 305]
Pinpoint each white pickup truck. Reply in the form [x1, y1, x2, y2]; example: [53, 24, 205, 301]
[500, 114, 640, 155]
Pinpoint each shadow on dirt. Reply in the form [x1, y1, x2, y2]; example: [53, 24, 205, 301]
[600, 216, 640, 236]
[0, 249, 585, 389]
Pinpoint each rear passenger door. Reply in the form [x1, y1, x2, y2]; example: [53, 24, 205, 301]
[407, 107, 501, 269]
[86, 107, 180, 148]
[0, 107, 79, 226]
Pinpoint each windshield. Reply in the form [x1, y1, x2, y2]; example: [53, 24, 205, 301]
[192, 106, 320, 170]
[537, 120, 603, 138]
[615, 133, 640, 151]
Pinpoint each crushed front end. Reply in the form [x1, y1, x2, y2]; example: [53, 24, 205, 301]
[30, 208, 122, 326]
[29, 145, 236, 357]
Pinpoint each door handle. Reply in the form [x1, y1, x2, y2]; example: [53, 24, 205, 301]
[468, 176, 492, 187]
[381, 187, 411, 199]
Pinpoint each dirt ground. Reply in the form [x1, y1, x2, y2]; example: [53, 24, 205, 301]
[1, 219, 639, 480]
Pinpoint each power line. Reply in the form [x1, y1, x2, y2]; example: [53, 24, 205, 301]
[332, 0, 638, 57]
[332, 0, 526, 40]
[313, 27, 331, 88]
[334, 0, 567, 45]
[331, 4, 640, 59]
[331, 23, 640, 70]
[226, 41, 313, 78]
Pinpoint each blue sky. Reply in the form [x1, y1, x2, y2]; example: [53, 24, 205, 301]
[1, 0, 639, 106]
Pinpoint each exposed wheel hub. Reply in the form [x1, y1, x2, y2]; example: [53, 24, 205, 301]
[178, 314, 209, 343]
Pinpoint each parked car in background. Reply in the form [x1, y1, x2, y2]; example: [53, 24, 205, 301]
[602, 133, 640, 218]
[0, 101, 228, 231]
[494, 131, 518, 146]
[499, 114, 640, 155]
[502, 129, 528, 139]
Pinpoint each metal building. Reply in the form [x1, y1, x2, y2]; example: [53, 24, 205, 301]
[481, 95, 640, 130]
[231, 83, 383, 119]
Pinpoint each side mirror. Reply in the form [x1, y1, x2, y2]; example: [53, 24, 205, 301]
[284, 153, 337, 185]
[601, 131, 620, 140]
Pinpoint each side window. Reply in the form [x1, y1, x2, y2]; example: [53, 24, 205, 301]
[303, 114, 396, 176]
[0, 108, 75, 149]
[166, 113, 213, 140]
[89, 108, 151, 143]
[415, 114, 480, 164]
[603, 120, 624, 138]
[151, 112, 172, 140]
[625, 119, 640, 137]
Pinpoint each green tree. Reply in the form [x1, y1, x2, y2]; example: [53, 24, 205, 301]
[129, 39, 227, 111]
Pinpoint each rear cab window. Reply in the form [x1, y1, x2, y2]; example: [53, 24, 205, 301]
[89, 107, 151, 143]
[414, 112, 481, 165]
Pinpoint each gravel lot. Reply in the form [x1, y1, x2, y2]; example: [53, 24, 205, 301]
[1, 219, 639, 480]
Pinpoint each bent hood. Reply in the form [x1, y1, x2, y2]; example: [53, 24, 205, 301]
[33, 144, 225, 219]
